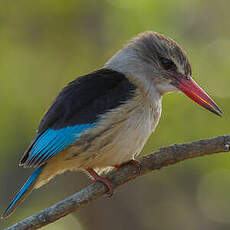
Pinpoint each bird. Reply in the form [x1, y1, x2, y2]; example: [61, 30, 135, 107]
[2, 31, 222, 218]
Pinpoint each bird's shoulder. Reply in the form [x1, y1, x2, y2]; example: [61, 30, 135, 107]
[37, 68, 137, 133]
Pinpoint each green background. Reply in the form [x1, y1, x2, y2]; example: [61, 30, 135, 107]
[1, 0, 230, 229]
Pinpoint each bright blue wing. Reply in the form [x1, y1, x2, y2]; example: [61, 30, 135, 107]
[24, 123, 96, 167]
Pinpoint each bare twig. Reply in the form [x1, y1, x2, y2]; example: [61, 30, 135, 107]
[4, 135, 230, 230]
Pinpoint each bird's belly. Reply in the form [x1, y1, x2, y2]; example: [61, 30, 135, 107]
[65, 101, 161, 169]
[90, 118, 152, 168]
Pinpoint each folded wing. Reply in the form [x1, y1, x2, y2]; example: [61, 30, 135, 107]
[20, 69, 136, 168]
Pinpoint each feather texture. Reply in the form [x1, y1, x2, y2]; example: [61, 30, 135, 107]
[24, 124, 96, 167]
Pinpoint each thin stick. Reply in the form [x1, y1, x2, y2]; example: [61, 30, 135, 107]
[4, 135, 230, 230]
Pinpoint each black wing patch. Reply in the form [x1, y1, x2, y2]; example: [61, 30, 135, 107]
[38, 68, 136, 132]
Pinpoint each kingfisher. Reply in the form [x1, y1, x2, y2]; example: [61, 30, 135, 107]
[2, 31, 222, 218]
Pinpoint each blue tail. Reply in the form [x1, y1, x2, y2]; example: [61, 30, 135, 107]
[1, 165, 44, 218]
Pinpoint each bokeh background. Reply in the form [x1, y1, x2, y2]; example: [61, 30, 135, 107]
[1, 0, 230, 229]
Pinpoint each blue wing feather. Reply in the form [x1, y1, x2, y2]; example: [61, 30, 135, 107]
[25, 123, 96, 167]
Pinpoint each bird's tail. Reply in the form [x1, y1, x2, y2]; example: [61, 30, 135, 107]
[1, 165, 44, 218]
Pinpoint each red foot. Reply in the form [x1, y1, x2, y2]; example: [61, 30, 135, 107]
[114, 159, 142, 174]
[86, 168, 114, 196]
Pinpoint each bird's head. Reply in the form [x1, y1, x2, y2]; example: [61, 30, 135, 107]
[106, 31, 222, 116]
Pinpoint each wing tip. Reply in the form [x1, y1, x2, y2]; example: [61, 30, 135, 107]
[20, 133, 45, 165]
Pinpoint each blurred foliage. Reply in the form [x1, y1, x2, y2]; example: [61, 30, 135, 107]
[0, 0, 230, 229]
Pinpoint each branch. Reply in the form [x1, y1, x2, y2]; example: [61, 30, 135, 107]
[5, 135, 230, 230]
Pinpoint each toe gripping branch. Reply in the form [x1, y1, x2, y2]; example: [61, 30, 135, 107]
[86, 160, 141, 197]
[86, 168, 114, 196]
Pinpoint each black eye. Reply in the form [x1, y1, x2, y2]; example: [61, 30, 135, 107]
[160, 57, 176, 71]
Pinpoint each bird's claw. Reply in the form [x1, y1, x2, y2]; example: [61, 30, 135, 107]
[87, 168, 114, 196]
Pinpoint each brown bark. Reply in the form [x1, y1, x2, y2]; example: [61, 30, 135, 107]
[4, 135, 230, 230]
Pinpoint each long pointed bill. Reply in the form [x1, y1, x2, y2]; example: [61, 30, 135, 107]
[175, 78, 223, 116]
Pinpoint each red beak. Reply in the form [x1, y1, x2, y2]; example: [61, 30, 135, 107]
[175, 78, 223, 116]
